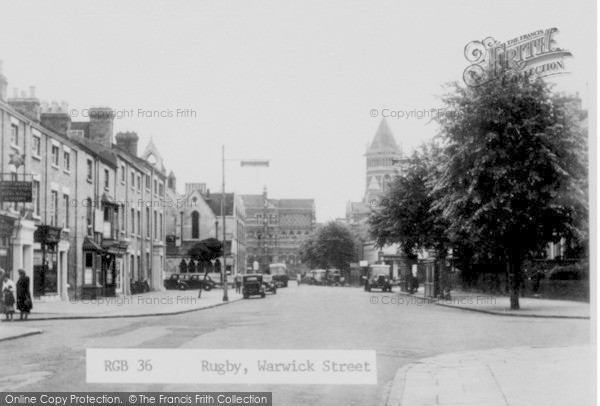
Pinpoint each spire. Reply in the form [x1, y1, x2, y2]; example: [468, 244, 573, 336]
[367, 117, 400, 155]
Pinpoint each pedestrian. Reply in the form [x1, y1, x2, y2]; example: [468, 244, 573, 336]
[296, 273, 301, 286]
[2, 273, 16, 321]
[16, 269, 32, 320]
[235, 274, 242, 293]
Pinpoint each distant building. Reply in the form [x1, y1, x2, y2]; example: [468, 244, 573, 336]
[346, 117, 410, 277]
[164, 182, 246, 278]
[242, 188, 315, 274]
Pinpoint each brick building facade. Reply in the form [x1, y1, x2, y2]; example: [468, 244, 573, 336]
[242, 188, 315, 274]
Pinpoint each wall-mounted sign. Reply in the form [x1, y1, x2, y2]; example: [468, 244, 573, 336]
[0, 181, 32, 202]
[463, 28, 572, 87]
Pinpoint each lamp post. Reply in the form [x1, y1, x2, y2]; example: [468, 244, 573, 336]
[221, 146, 269, 302]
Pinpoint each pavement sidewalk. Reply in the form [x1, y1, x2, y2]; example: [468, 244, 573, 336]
[386, 345, 592, 406]
[398, 287, 590, 319]
[1, 288, 242, 322]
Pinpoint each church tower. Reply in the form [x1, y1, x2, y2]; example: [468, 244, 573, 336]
[364, 117, 402, 203]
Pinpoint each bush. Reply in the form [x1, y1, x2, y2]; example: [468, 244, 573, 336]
[548, 262, 589, 281]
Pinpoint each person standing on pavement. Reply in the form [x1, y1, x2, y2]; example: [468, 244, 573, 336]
[235, 274, 242, 293]
[16, 269, 32, 320]
[2, 273, 16, 321]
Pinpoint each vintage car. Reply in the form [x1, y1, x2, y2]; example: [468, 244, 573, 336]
[262, 274, 277, 294]
[187, 274, 216, 291]
[364, 264, 393, 292]
[242, 274, 266, 299]
[163, 274, 190, 290]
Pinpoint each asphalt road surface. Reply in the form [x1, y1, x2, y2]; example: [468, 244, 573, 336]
[0, 283, 590, 405]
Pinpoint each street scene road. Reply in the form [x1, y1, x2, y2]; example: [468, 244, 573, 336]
[0, 284, 590, 405]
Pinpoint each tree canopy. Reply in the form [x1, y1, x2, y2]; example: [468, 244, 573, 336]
[300, 222, 357, 270]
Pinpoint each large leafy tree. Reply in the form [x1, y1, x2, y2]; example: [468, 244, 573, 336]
[432, 71, 587, 309]
[369, 143, 449, 259]
[299, 222, 357, 270]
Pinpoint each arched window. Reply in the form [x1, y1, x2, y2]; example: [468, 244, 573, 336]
[191, 211, 200, 239]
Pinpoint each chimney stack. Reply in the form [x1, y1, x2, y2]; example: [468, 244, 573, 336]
[41, 99, 71, 136]
[0, 60, 7, 102]
[115, 131, 139, 156]
[88, 107, 114, 147]
[8, 84, 41, 122]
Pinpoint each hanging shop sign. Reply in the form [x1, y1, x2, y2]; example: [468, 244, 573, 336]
[0, 181, 32, 202]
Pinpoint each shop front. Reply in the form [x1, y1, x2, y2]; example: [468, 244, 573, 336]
[0, 214, 15, 273]
[33, 225, 68, 300]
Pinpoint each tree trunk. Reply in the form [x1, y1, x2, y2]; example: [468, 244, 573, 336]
[508, 252, 522, 310]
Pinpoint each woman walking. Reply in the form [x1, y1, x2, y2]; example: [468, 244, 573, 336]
[16, 269, 32, 320]
[2, 273, 16, 321]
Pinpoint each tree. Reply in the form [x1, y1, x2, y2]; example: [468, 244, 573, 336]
[188, 238, 223, 274]
[369, 143, 449, 259]
[432, 71, 587, 309]
[299, 222, 357, 270]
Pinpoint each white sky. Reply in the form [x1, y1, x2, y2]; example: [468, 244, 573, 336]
[0, 0, 595, 222]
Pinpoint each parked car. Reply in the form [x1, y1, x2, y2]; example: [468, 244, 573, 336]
[164, 274, 190, 290]
[187, 274, 216, 291]
[242, 274, 266, 299]
[262, 274, 277, 294]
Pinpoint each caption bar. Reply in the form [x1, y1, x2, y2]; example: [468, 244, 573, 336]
[3, 393, 271, 406]
[87, 349, 377, 385]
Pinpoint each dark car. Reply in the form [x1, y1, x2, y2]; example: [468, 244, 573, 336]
[187, 274, 215, 291]
[242, 274, 266, 299]
[262, 274, 277, 294]
[365, 273, 393, 292]
[163, 274, 190, 290]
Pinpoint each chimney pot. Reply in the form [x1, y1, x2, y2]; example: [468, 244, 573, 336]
[30, 86, 36, 98]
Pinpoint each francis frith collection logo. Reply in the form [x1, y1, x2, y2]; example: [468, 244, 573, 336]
[463, 28, 572, 87]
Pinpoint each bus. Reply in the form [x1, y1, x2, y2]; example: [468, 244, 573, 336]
[268, 263, 289, 287]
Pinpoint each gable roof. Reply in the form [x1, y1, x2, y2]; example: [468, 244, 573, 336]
[205, 193, 235, 216]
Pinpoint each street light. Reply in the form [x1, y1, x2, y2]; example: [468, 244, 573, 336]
[221, 146, 269, 302]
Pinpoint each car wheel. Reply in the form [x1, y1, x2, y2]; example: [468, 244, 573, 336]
[273, 288, 277, 294]
[204, 285, 212, 291]
[261, 293, 266, 298]
[366, 284, 371, 292]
